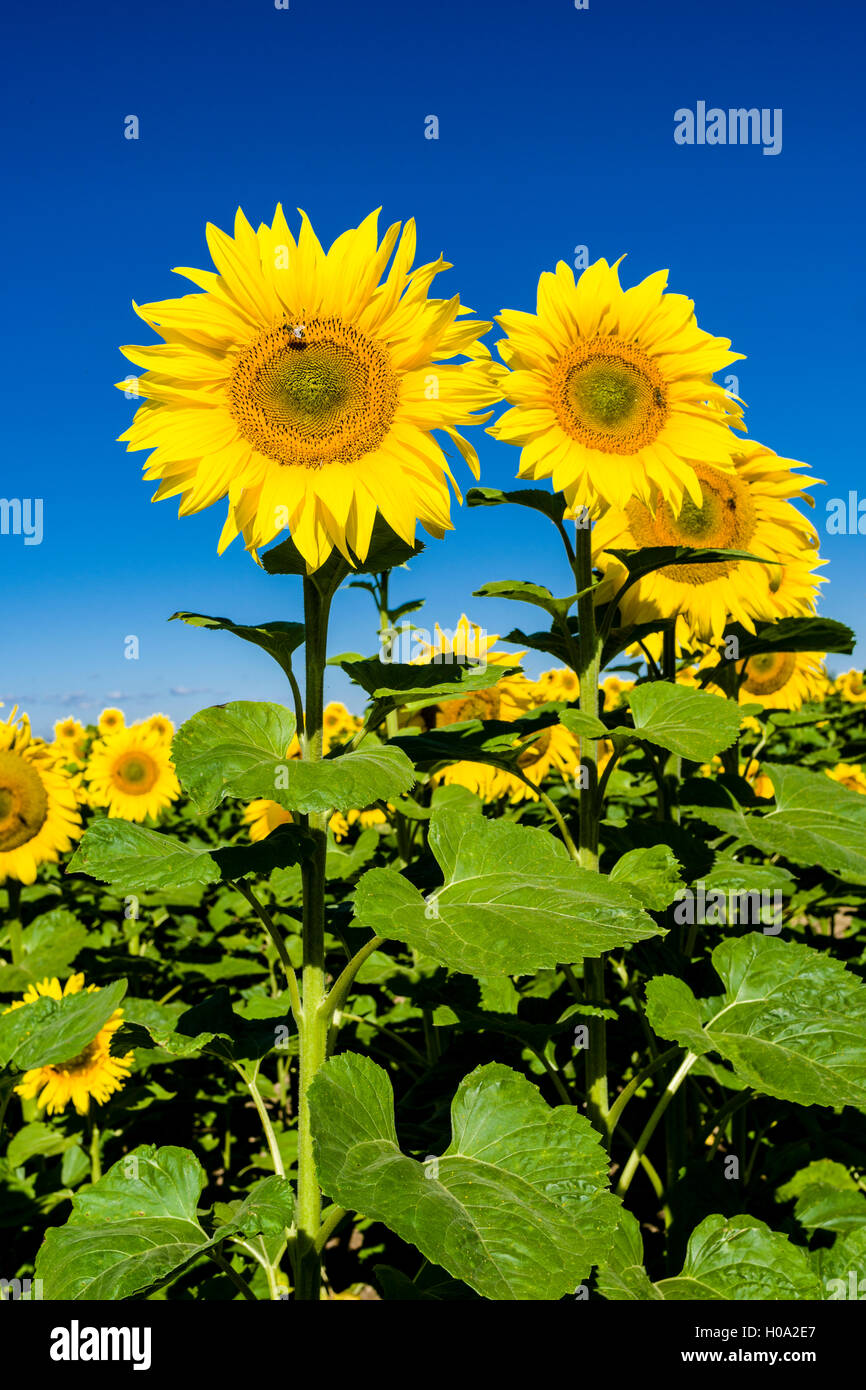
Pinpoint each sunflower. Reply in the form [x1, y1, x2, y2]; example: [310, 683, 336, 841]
[244, 798, 294, 842]
[97, 708, 125, 736]
[734, 650, 828, 711]
[0, 710, 83, 885]
[701, 755, 774, 800]
[322, 702, 362, 745]
[244, 799, 357, 843]
[118, 207, 497, 571]
[53, 717, 90, 764]
[4, 974, 132, 1115]
[489, 257, 744, 516]
[86, 726, 180, 822]
[594, 442, 823, 644]
[601, 674, 634, 710]
[826, 763, 866, 795]
[537, 667, 580, 702]
[835, 670, 866, 703]
[143, 712, 174, 742]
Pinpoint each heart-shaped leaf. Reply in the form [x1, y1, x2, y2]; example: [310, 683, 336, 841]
[646, 933, 866, 1110]
[309, 1053, 620, 1301]
[353, 810, 663, 975]
[35, 1145, 224, 1299]
[627, 682, 741, 762]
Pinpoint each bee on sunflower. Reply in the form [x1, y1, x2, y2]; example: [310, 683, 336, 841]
[118, 207, 498, 571]
[3, 974, 133, 1115]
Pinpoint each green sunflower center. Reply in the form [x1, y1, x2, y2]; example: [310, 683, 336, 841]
[228, 317, 399, 469]
[552, 336, 668, 454]
[0, 750, 50, 852]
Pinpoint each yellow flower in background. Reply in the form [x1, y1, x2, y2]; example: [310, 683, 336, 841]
[118, 207, 498, 572]
[413, 614, 511, 671]
[602, 675, 634, 710]
[489, 256, 743, 517]
[734, 650, 828, 711]
[701, 755, 774, 800]
[537, 667, 580, 702]
[0, 710, 83, 885]
[53, 717, 90, 764]
[244, 798, 294, 842]
[144, 713, 174, 743]
[593, 443, 822, 644]
[835, 670, 866, 703]
[826, 763, 866, 795]
[86, 725, 180, 822]
[322, 702, 362, 746]
[97, 708, 125, 736]
[4, 974, 133, 1116]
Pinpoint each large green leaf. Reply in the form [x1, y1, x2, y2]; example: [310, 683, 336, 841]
[684, 763, 866, 883]
[67, 819, 313, 892]
[609, 845, 684, 911]
[658, 1216, 820, 1300]
[0, 909, 89, 995]
[646, 934, 866, 1110]
[353, 810, 663, 975]
[170, 612, 305, 680]
[598, 1212, 820, 1301]
[626, 683, 740, 762]
[35, 1145, 224, 1299]
[173, 702, 414, 813]
[172, 701, 297, 813]
[309, 1053, 619, 1301]
[732, 615, 855, 660]
[0, 978, 127, 1070]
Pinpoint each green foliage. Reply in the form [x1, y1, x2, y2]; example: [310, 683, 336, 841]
[309, 1053, 619, 1300]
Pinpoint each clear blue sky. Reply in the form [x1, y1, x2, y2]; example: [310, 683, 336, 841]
[2, 0, 863, 737]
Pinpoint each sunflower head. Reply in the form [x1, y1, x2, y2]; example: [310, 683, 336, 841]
[143, 713, 174, 742]
[119, 207, 498, 571]
[243, 798, 294, 843]
[0, 711, 82, 884]
[594, 444, 824, 646]
[737, 650, 828, 711]
[97, 708, 125, 736]
[4, 973, 133, 1116]
[86, 726, 180, 823]
[490, 256, 744, 515]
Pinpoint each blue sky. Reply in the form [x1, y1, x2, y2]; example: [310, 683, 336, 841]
[2, 0, 863, 737]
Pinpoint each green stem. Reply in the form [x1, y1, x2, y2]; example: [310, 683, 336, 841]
[295, 571, 338, 1302]
[208, 1248, 258, 1301]
[615, 1051, 698, 1196]
[606, 1046, 681, 1137]
[573, 523, 608, 1131]
[232, 879, 302, 1024]
[319, 935, 384, 1022]
[89, 1118, 101, 1183]
[241, 1067, 285, 1179]
[314, 1204, 347, 1254]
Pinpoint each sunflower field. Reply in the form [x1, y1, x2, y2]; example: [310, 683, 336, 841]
[4, 209, 866, 1309]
